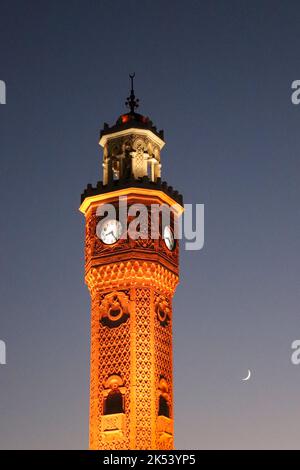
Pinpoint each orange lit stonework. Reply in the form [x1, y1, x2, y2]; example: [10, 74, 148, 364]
[80, 90, 183, 450]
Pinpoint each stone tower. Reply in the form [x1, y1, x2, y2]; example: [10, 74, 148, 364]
[80, 77, 183, 450]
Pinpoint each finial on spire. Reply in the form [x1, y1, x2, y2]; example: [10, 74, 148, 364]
[125, 73, 139, 113]
[129, 73, 135, 92]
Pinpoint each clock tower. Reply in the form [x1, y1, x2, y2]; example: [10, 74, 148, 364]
[80, 77, 183, 450]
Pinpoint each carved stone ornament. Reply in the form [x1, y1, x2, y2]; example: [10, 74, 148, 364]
[99, 291, 130, 327]
[155, 295, 171, 326]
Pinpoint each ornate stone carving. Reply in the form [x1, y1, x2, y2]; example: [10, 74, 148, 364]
[154, 296, 173, 450]
[89, 296, 131, 450]
[86, 261, 178, 297]
[155, 295, 171, 326]
[101, 413, 126, 441]
[134, 288, 153, 449]
[156, 416, 173, 447]
[102, 131, 161, 183]
[99, 291, 130, 328]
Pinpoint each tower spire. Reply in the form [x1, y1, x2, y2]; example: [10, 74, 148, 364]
[125, 73, 139, 113]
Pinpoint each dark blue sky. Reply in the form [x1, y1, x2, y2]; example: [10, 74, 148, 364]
[0, 0, 300, 449]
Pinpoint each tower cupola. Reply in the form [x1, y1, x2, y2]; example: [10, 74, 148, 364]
[99, 74, 164, 185]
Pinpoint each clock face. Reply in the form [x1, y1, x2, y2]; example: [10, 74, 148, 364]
[100, 219, 122, 245]
[163, 225, 175, 251]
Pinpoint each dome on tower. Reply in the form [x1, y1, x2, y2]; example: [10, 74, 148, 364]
[100, 73, 164, 141]
[100, 111, 164, 141]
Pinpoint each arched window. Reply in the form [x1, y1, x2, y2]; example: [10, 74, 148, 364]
[104, 388, 123, 415]
[158, 377, 171, 418]
[158, 395, 170, 418]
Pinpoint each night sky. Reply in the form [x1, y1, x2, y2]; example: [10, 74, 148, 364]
[0, 0, 300, 449]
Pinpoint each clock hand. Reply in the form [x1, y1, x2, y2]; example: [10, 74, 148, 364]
[107, 230, 117, 241]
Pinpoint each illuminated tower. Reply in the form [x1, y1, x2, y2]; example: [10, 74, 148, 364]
[80, 76, 183, 450]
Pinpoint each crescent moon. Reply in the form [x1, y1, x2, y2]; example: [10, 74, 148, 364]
[242, 369, 251, 381]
